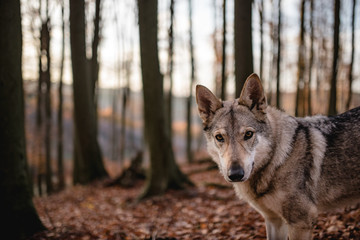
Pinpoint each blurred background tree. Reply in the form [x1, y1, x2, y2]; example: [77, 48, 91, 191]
[234, 0, 253, 97]
[70, 0, 108, 184]
[138, 0, 192, 198]
[0, 0, 45, 237]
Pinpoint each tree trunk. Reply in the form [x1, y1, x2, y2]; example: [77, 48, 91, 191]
[234, 0, 253, 96]
[295, 0, 306, 117]
[91, 0, 101, 118]
[166, 0, 175, 138]
[120, 86, 129, 163]
[276, 0, 281, 108]
[36, 2, 43, 187]
[40, 19, 53, 194]
[346, 0, 356, 110]
[36, 29, 45, 196]
[138, 0, 192, 199]
[36, 0, 53, 194]
[213, 0, 221, 98]
[111, 88, 118, 161]
[307, 0, 314, 115]
[70, 0, 108, 184]
[328, 0, 340, 116]
[259, 0, 264, 82]
[221, 0, 227, 100]
[0, 0, 45, 237]
[186, 0, 195, 163]
[57, 1, 65, 191]
[267, 2, 276, 105]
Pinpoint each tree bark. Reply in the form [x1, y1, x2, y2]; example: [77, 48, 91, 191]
[91, 0, 101, 116]
[166, 0, 175, 138]
[295, 0, 306, 117]
[138, 0, 192, 199]
[36, 25, 45, 196]
[111, 88, 118, 161]
[307, 0, 314, 115]
[0, 0, 45, 237]
[70, 0, 108, 184]
[36, 0, 53, 194]
[328, 0, 340, 116]
[38, 0, 53, 195]
[40, 19, 53, 194]
[186, 0, 195, 163]
[234, 0, 253, 96]
[57, 1, 65, 191]
[267, 2, 276, 106]
[259, 0, 264, 82]
[276, 0, 281, 108]
[221, 0, 227, 100]
[120, 86, 129, 163]
[213, 0, 221, 98]
[346, 0, 356, 110]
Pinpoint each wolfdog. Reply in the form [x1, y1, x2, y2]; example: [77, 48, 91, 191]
[195, 73, 360, 240]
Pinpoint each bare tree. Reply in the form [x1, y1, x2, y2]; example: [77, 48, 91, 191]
[91, 0, 101, 110]
[35, 0, 45, 194]
[267, 1, 277, 105]
[212, 0, 221, 97]
[346, 0, 356, 110]
[0, 0, 45, 237]
[328, 0, 340, 116]
[70, 0, 108, 184]
[166, 0, 175, 138]
[120, 80, 130, 163]
[315, 0, 331, 99]
[57, 0, 66, 191]
[112, 3, 121, 162]
[111, 87, 118, 161]
[137, 0, 192, 198]
[295, 0, 306, 117]
[186, 0, 195, 163]
[234, 0, 253, 96]
[36, 0, 53, 194]
[276, 0, 281, 108]
[259, 0, 264, 82]
[307, 0, 314, 115]
[221, 0, 227, 100]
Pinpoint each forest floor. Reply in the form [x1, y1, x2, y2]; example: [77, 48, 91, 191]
[30, 159, 360, 240]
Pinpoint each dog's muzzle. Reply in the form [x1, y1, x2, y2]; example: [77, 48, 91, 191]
[228, 163, 245, 182]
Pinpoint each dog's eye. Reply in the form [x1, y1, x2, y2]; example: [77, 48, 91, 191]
[215, 134, 224, 142]
[244, 131, 253, 140]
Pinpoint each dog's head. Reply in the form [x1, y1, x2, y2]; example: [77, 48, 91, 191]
[196, 73, 270, 183]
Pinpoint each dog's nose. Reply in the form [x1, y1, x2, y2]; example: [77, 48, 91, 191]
[228, 164, 244, 182]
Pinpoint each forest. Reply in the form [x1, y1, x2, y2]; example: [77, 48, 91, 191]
[1, 0, 360, 239]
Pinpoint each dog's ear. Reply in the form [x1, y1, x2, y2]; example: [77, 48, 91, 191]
[196, 85, 222, 124]
[238, 73, 267, 116]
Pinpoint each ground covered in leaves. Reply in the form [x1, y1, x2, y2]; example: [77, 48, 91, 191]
[30, 161, 360, 239]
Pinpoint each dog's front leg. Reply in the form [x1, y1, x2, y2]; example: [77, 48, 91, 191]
[264, 217, 288, 240]
[287, 224, 312, 240]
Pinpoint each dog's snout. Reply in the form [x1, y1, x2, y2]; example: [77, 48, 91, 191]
[228, 164, 245, 182]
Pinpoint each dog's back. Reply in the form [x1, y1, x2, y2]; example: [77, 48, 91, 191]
[311, 106, 360, 210]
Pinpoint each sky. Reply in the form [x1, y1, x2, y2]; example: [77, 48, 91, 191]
[21, 0, 360, 98]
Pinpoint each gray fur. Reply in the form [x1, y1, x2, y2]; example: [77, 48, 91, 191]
[196, 73, 360, 240]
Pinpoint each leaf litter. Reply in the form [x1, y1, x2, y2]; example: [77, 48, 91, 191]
[30, 161, 360, 239]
